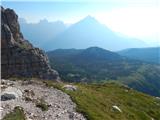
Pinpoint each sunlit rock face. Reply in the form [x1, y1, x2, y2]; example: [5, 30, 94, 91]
[1, 7, 59, 80]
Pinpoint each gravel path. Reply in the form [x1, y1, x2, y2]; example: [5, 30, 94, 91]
[1, 80, 86, 120]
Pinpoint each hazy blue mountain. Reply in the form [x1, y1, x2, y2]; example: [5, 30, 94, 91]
[50, 16, 146, 51]
[19, 18, 67, 50]
[118, 47, 160, 64]
[47, 47, 160, 96]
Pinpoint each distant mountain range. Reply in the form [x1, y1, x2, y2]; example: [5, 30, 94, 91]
[50, 16, 146, 51]
[118, 47, 160, 64]
[19, 18, 67, 50]
[20, 16, 147, 51]
[47, 47, 160, 97]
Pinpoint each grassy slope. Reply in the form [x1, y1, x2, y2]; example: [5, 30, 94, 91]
[64, 83, 160, 120]
[43, 80, 160, 120]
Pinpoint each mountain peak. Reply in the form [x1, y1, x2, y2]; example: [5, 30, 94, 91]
[80, 47, 121, 61]
[39, 19, 49, 23]
[85, 46, 106, 51]
[80, 15, 98, 24]
[85, 15, 95, 19]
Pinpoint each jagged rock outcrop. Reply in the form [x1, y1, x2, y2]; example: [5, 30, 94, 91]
[1, 7, 59, 80]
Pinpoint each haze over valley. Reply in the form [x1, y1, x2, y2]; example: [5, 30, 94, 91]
[19, 16, 149, 51]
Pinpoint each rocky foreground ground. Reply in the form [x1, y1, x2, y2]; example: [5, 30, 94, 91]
[0, 79, 86, 120]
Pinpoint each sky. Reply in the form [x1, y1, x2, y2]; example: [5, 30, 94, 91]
[2, 0, 160, 46]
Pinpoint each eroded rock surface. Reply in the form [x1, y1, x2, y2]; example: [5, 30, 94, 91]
[1, 7, 59, 80]
[1, 79, 86, 120]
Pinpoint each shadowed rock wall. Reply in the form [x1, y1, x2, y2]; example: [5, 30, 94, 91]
[1, 7, 59, 80]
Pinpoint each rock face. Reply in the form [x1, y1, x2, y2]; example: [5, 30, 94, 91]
[1, 7, 59, 80]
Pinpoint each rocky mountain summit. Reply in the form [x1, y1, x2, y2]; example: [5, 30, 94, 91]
[1, 7, 59, 80]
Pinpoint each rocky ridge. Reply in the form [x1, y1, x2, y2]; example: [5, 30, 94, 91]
[1, 7, 59, 80]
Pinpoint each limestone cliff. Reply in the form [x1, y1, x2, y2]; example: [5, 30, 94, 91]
[1, 7, 59, 80]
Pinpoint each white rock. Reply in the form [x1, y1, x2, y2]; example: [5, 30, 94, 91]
[151, 118, 155, 120]
[125, 90, 129, 92]
[26, 117, 33, 120]
[63, 85, 77, 91]
[1, 85, 7, 89]
[28, 119, 33, 120]
[1, 87, 23, 100]
[0, 107, 3, 112]
[112, 105, 122, 113]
